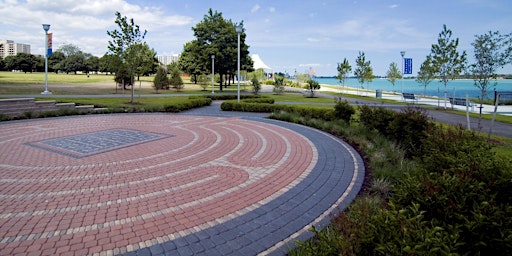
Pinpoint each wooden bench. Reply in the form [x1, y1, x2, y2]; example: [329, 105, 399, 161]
[402, 93, 419, 102]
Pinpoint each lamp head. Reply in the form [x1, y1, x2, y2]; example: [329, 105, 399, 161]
[211, 55, 215, 59]
[235, 24, 243, 34]
[42, 24, 50, 32]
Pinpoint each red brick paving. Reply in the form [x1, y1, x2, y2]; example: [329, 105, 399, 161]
[0, 115, 315, 255]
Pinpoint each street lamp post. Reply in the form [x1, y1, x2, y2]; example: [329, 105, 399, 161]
[41, 24, 51, 95]
[400, 51, 405, 98]
[235, 24, 243, 103]
[211, 55, 215, 94]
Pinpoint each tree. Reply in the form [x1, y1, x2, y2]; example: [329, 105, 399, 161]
[354, 51, 374, 95]
[57, 44, 82, 57]
[197, 74, 209, 91]
[169, 62, 184, 91]
[336, 58, 352, 92]
[470, 31, 512, 109]
[125, 43, 156, 81]
[6, 53, 40, 73]
[107, 11, 148, 103]
[416, 55, 436, 96]
[153, 65, 169, 92]
[470, 31, 512, 137]
[61, 53, 87, 74]
[48, 51, 65, 73]
[429, 24, 467, 108]
[178, 41, 203, 84]
[189, 9, 252, 91]
[386, 62, 401, 92]
[305, 79, 320, 97]
[273, 74, 285, 95]
[86, 56, 100, 74]
[99, 54, 122, 75]
[251, 74, 261, 95]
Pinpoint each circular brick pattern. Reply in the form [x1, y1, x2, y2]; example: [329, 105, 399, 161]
[0, 113, 364, 255]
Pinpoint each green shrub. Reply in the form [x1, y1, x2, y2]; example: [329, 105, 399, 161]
[262, 79, 275, 85]
[164, 97, 211, 112]
[0, 113, 10, 121]
[220, 101, 282, 112]
[281, 105, 336, 121]
[252, 75, 262, 95]
[334, 98, 355, 123]
[273, 76, 285, 95]
[393, 126, 512, 255]
[190, 94, 262, 101]
[242, 98, 274, 104]
[388, 107, 433, 158]
[358, 105, 396, 136]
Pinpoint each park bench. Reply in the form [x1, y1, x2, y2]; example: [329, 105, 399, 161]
[449, 97, 477, 110]
[402, 93, 419, 102]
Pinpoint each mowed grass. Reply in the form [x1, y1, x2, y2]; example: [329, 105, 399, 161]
[0, 71, 225, 95]
[45, 96, 190, 109]
[0, 72, 115, 84]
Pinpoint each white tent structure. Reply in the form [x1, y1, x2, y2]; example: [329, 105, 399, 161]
[251, 54, 271, 70]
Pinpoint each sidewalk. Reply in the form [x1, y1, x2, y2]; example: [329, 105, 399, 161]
[318, 85, 512, 116]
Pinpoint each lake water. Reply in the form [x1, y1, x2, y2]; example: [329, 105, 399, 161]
[315, 77, 512, 99]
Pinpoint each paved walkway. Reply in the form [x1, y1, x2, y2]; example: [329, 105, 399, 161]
[0, 102, 365, 255]
[310, 86, 512, 138]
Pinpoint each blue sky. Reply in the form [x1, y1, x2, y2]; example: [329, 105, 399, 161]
[1, 0, 511, 76]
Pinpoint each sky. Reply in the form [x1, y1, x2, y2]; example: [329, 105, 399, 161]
[1, 0, 512, 76]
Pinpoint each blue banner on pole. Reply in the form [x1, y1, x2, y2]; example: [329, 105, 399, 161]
[404, 58, 412, 74]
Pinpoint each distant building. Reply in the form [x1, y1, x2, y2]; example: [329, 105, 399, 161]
[157, 54, 179, 65]
[0, 39, 31, 59]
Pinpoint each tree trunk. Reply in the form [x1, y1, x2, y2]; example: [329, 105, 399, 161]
[219, 73, 224, 91]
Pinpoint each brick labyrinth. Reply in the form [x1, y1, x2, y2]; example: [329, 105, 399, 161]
[0, 114, 363, 255]
[27, 129, 171, 158]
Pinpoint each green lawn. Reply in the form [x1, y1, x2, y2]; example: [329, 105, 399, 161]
[0, 71, 240, 95]
[0, 71, 114, 84]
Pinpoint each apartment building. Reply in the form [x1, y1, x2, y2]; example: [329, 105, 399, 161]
[0, 39, 31, 59]
[157, 54, 179, 65]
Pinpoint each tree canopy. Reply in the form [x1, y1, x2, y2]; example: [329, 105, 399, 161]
[336, 58, 352, 87]
[354, 51, 374, 91]
[184, 9, 253, 91]
[416, 55, 436, 95]
[107, 11, 151, 103]
[385, 62, 401, 91]
[429, 24, 467, 108]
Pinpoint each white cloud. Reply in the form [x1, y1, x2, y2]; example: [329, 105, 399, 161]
[299, 63, 321, 67]
[389, 4, 398, 8]
[269, 7, 276, 13]
[0, 0, 194, 56]
[251, 4, 260, 13]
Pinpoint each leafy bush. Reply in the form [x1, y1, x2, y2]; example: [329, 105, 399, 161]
[262, 79, 275, 85]
[334, 98, 355, 123]
[163, 97, 211, 112]
[358, 105, 396, 136]
[220, 101, 283, 112]
[241, 98, 274, 104]
[273, 76, 285, 95]
[153, 66, 169, 91]
[251, 75, 261, 95]
[358, 106, 432, 158]
[280, 102, 511, 255]
[304, 79, 320, 98]
[392, 126, 512, 255]
[388, 107, 433, 158]
[197, 74, 210, 91]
